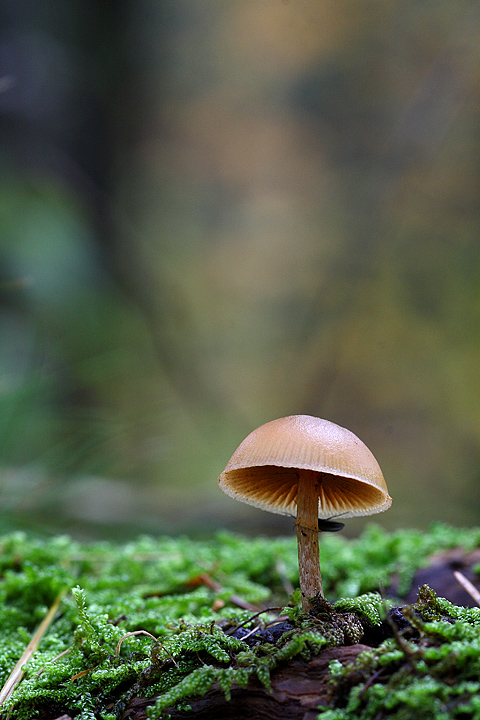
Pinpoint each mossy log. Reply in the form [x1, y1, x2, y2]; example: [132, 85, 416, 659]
[4, 528, 480, 720]
[122, 645, 370, 720]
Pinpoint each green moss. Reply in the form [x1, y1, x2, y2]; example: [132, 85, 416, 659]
[0, 525, 478, 719]
[319, 585, 480, 720]
[334, 592, 384, 627]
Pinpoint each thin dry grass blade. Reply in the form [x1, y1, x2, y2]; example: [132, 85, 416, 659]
[453, 570, 480, 606]
[0, 588, 67, 706]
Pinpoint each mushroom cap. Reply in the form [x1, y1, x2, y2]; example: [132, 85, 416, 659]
[218, 415, 392, 519]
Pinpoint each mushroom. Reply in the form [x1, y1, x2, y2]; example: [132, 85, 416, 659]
[218, 415, 392, 610]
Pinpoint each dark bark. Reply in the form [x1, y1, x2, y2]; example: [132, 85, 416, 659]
[392, 548, 480, 606]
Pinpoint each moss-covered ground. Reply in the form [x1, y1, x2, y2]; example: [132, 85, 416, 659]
[1, 524, 480, 719]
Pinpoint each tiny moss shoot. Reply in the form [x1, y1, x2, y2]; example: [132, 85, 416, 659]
[0, 524, 479, 719]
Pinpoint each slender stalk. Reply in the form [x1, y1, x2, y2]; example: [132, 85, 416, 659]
[296, 470, 323, 610]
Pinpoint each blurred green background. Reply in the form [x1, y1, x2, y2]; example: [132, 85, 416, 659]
[1, 0, 480, 540]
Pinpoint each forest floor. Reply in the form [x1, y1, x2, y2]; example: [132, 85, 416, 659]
[1, 526, 480, 720]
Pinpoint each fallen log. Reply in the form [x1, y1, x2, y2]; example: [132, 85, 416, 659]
[122, 644, 371, 720]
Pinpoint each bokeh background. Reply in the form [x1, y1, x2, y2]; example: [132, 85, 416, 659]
[1, 0, 480, 540]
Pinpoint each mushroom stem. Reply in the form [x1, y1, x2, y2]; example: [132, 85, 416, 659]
[296, 470, 323, 609]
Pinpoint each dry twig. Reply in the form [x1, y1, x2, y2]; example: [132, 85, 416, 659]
[0, 588, 67, 706]
[453, 570, 480, 606]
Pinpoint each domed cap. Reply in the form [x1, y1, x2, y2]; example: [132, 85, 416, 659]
[219, 415, 391, 520]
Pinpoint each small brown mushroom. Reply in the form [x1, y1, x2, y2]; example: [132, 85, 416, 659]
[219, 415, 392, 610]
